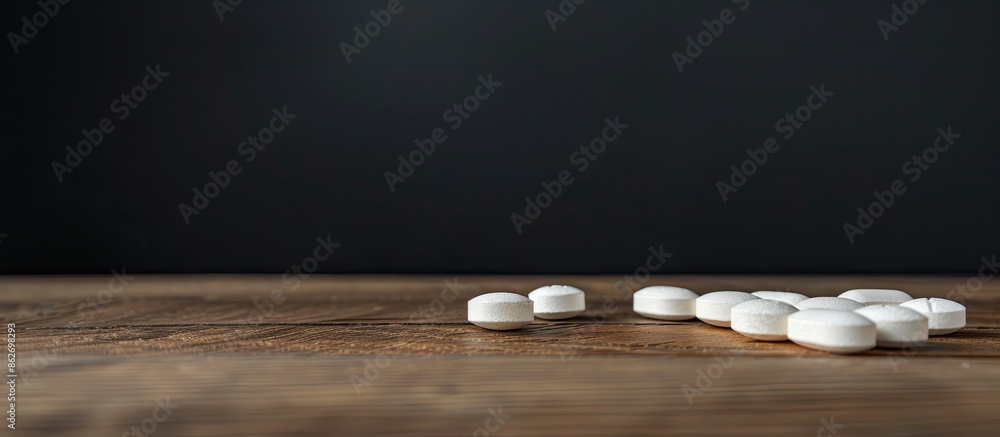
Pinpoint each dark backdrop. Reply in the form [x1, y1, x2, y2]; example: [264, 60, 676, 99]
[1, 0, 998, 274]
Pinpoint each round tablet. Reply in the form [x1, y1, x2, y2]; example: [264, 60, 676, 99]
[751, 290, 809, 305]
[796, 297, 865, 312]
[695, 291, 759, 327]
[633, 286, 698, 321]
[787, 309, 877, 354]
[899, 298, 966, 335]
[731, 299, 799, 341]
[839, 289, 912, 306]
[528, 285, 585, 320]
[854, 305, 929, 348]
[467, 292, 533, 330]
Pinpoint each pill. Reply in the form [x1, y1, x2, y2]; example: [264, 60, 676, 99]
[528, 285, 585, 320]
[795, 297, 865, 311]
[787, 309, 877, 354]
[467, 292, 533, 330]
[854, 305, 929, 348]
[695, 291, 759, 327]
[899, 298, 966, 335]
[731, 299, 799, 341]
[751, 290, 809, 305]
[839, 289, 913, 306]
[632, 286, 698, 320]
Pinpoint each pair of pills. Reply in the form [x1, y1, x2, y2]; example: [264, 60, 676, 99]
[467, 285, 585, 330]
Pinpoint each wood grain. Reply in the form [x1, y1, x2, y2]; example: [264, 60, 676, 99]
[15, 324, 1000, 358]
[4, 275, 1000, 436]
[19, 355, 1000, 437]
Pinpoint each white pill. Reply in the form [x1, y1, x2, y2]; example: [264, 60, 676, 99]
[731, 299, 799, 341]
[467, 292, 533, 330]
[854, 305, 929, 348]
[899, 298, 966, 335]
[528, 285, 585, 320]
[751, 290, 809, 305]
[695, 291, 759, 327]
[796, 297, 865, 311]
[839, 289, 913, 306]
[632, 286, 698, 320]
[787, 309, 877, 354]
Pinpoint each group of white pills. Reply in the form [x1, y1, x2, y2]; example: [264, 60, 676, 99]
[467, 286, 966, 354]
[467, 286, 586, 330]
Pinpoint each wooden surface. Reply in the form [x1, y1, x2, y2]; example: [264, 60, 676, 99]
[4, 275, 1000, 436]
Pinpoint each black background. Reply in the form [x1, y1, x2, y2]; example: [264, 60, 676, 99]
[1, 0, 997, 274]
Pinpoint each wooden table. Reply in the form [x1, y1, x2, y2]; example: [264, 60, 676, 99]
[5, 275, 999, 436]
